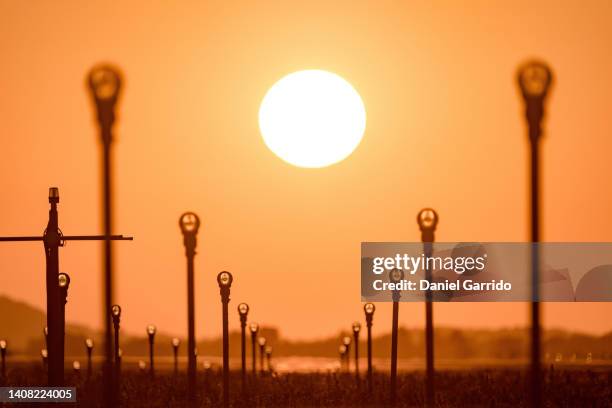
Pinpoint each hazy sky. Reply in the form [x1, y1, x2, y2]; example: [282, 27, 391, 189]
[1, 0, 611, 340]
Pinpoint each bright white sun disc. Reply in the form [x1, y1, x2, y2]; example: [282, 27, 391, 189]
[258, 70, 366, 168]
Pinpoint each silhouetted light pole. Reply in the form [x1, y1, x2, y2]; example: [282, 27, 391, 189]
[217, 271, 233, 408]
[85, 338, 94, 378]
[87, 64, 125, 408]
[389, 267, 404, 406]
[0, 340, 6, 378]
[265, 346, 272, 372]
[0, 187, 132, 388]
[258, 337, 267, 375]
[111, 305, 121, 365]
[237, 303, 249, 391]
[58, 272, 70, 377]
[249, 322, 259, 375]
[363, 303, 375, 393]
[172, 338, 180, 374]
[339, 344, 347, 371]
[179, 211, 200, 404]
[517, 60, 553, 408]
[342, 336, 351, 373]
[352, 322, 361, 381]
[147, 325, 156, 377]
[418, 208, 438, 408]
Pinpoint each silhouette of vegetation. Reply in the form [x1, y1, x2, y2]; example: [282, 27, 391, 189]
[0, 365, 609, 407]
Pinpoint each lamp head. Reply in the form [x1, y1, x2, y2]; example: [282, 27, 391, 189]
[364, 302, 376, 316]
[238, 302, 249, 316]
[58, 272, 70, 289]
[249, 322, 259, 334]
[265, 346, 272, 355]
[179, 212, 200, 235]
[417, 208, 438, 232]
[518, 60, 553, 100]
[73, 361, 81, 371]
[111, 304, 122, 318]
[44, 327, 48, 337]
[0, 340, 6, 350]
[138, 360, 146, 371]
[41, 349, 48, 359]
[172, 337, 180, 348]
[339, 344, 347, 354]
[352, 321, 361, 334]
[48, 187, 60, 203]
[88, 64, 122, 103]
[342, 336, 351, 346]
[203, 360, 211, 370]
[147, 324, 157, 337]
[85, 338, 94, 349]
[389, 268, 405, 284]
[258, 337, 267, 347]
[118, 348, 123, 358]
[217, 271, 233, 288]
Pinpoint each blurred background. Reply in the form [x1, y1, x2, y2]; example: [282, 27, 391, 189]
[0, 0, 611, 351]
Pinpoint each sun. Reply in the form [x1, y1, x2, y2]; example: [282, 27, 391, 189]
[258, 70, 366, 168]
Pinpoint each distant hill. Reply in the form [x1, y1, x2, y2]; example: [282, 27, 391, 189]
[1, 295, 610, 360]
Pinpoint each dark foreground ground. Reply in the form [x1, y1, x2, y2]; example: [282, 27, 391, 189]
[1, 366, 610, 407]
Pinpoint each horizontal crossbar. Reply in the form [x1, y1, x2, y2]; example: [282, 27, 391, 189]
[0, 235, 133, 242]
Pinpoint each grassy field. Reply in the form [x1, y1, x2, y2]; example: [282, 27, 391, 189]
[1, 366, 610, 407]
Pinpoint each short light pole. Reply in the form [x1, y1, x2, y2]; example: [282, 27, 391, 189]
[342, 336, 351, 373]
[85, 338, 94, 379]
[217, 271, 233, 408]
[172, 338, 180, 374]
[258, 337, 267, 375]
[237, 303, 249, 391]
[364, 303, 375, 393]
[389, 268, 404, 406]
[179, 211, 200, 405]
[265, 346, 272, 373]
[0, 340, 7, 378]
[339, 344, 347, 371]
[352, 322, 361, 381]
[249, 322, 259, 375]
[58, 272, 70, 377]
[147, 325, 156, 377]
[111, 305, 121, 365]
[418, 208, 438, 408]
[517, 60, 553, 408]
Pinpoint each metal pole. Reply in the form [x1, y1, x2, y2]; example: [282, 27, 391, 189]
[217, 272, 233, 408]
[43, 187, 63, 386]
[58, 273, 69, 384]
[390, 300, 399, 405]
[250, 325, 258, 375]
[187, 254, 196, 400]
[238, 303, 249, 394]
[180, 212, 200, 405]
[149, 335, 155, 377]
[87, 64, 122, 408]
[417, 208, 438, 408]
[389, 268, 404, 406]
[424, 242, 434, 408]
[367, 322, 373, 392]
[517, 60, 552, 408]
[1, 342, 6, 378]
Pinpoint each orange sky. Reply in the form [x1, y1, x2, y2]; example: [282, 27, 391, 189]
[1, 0, 611, 340]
